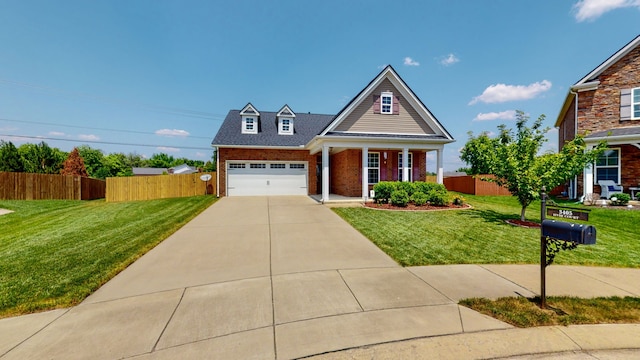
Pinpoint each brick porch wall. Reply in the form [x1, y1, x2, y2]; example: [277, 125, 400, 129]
[576, 144, 640, 196]
[329, 149, 428, 197]
[330, 149, 361, 197]
[217, 148, 317, 197]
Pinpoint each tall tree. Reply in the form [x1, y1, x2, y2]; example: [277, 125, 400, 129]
[18, 142, 66, 174]
[61, 147, 89, 177]
[0, 140, 25, 172]
[460, 132, 498, 175]
[76, 145, 105, 177]
[460, 111, 606, 221]
[148, 153, 174, 168]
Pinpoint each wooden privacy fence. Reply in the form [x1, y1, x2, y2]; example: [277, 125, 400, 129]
[0, 172, 106, 200]
[106, 172, 216, 202]
[443, 175, 512, 196]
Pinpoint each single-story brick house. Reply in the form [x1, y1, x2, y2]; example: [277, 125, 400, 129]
[556, 34, 640, 200]
[211, 65, 455, 201]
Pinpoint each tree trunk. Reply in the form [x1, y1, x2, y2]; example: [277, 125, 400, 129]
[520, 206, 527, 221]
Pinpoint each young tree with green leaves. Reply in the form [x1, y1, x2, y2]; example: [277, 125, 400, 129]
[460, 111, 607, 221]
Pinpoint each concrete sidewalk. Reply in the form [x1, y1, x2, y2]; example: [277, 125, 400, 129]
[1, 196, 639, 360]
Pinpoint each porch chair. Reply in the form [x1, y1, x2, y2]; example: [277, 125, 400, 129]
[598, 180, 623, 199]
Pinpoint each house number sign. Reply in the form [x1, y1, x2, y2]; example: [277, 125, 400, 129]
[546, 207, 589, 221]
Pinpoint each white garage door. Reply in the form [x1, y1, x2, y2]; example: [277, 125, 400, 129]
[227, 162, 308, 196]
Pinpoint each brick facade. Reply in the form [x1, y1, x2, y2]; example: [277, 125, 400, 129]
[329, 149, 428, 197]
[330, 149, 361, 197]
[558, 41, 640, 197]
[217, 148, 317, 197]
[620, 144, 640, 190]
[577, 45, 640, 135]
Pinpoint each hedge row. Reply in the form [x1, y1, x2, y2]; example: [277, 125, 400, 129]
[373, 181, 450, 207]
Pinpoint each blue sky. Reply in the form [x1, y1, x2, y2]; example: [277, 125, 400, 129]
[0, 0, 638, 170]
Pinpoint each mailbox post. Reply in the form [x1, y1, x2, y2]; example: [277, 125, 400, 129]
[539, 188, 596, 308]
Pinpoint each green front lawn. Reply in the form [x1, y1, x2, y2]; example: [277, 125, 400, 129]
[333, 195, 640, 267]
[0, 196, 216, 318]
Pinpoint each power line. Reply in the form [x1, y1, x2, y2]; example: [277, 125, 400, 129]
[0, 134, 214, 151]
[0, 117, 214, 140]
[0, 78, 228, 121]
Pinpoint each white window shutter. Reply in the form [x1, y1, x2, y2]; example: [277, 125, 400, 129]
[620, 88, 631, 121]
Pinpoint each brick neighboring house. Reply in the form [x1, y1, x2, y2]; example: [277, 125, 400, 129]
[211, 65, 455, 200]
[556, 35, 640, 200]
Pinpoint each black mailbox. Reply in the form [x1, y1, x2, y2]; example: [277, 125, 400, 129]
[541, 220, 596, 245]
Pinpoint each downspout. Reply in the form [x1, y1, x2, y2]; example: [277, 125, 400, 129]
[571, 89, 579, 200]
[215, 146, 220, 197]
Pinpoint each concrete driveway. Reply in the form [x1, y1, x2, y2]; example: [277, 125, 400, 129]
[1, 196, 639, 360]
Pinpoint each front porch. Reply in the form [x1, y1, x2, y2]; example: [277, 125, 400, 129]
[581, 127, 640, 200]
[310, 139, 448, 203]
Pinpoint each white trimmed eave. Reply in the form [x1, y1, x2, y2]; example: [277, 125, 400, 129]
[575, 35, 640, 85]
[306, 134, 452, 155]
[584, 134, 640, 147]
[554, 81, 601, 127]
[213, 144, 306, 150]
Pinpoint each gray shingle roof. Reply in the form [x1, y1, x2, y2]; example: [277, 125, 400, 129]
[586, 126, 640, 138]
[212, 110, 335, 147]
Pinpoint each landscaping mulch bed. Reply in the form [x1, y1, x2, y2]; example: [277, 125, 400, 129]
[364, 202, 471, 211]
[505, 219, 541, 228]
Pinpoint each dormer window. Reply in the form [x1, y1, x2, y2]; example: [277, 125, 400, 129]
[280, 118, 292, 134]
[240, 103, 260, 134]
[244, 117, 256, 133]
[277, 104, 296, 135]
[381, 92, 393, 114]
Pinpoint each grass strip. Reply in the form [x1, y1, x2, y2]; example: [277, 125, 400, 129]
[0, 196, 216, 318]
[460, 296, 640, 327]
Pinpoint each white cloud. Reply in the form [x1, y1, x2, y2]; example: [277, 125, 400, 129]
[157, 146, 180, 153]
[573, 0, 640, 22]
[403, 57, 420, 66]
[78, 134, 99, 141]
[155, 129, 190, 137]
[195, 152, 206, 158]
[469, 80, 552, 105]
[440, 53, 460, 66]
[48, 131, 66, 137]
[473, 110, 517, 121]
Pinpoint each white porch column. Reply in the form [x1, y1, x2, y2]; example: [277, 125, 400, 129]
[436, 148, 444, 184]
[322, 145, 330, 202]
[362, 147, 369, 200]
[402, 148, 409, 182]
[583, 144, 595, 199]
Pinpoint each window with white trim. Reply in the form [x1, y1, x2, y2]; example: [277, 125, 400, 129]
[398, 152, 413, 182]
[633, 87, 640, 119]
[242, 117, 257, 134]
[228, 163, 245, 169]
[367, 152, 380, 184]
[250, 163, 266, 169]
[381, 92, 392, 114]
[270, 163, 286, 169]
[595, 148, 620, 184]
[290, 163, 305, 169]
[279, 118, 293, 135]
